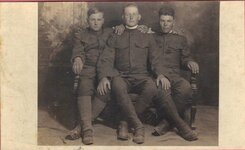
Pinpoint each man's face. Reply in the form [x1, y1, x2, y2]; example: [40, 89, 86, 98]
[159, 15, 174, 33]
[88, 12, 104, 31]
[122, 6, 141, 27]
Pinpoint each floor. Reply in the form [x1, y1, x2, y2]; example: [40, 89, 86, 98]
[38, 105, 218, 146]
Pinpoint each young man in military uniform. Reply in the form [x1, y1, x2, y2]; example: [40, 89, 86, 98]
[151, 6, 199, 137]
[66, 7, 114, 145]
[97, 3, 164, 144]
[97, 3, 198, 144]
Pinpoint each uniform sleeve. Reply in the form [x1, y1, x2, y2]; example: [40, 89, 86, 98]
[148, 35, 169, 78]
[180, 36, 194, 68]
[71, 31, 86, 63]
[97, 35, 119, 81]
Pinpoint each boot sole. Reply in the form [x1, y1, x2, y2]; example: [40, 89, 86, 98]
[117, 135, 129, 141]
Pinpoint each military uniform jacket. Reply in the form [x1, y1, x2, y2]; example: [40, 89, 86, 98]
[71, 28, 113, 77]
[153, 32, 193, 78]
[97, 28, 163, 81]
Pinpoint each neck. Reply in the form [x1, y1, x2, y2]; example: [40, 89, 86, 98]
[125, 25, 138, 29]
[89, 28, 102, 34]
[162, 29, 173, 34]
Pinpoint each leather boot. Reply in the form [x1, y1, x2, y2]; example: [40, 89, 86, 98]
[117, 121, 129, 140]
[65, 96, 106, 141]
[133, 127, 145, 144]
[152, 119, 170, 136]
[82, 129, 93, 145]
[65, 124, 81, 140]
[177, 123, 197, 141]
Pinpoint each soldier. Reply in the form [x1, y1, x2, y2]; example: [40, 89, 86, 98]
[67, 7, 113, 145]
[97, 3, 198, 144]
[97, 3, 163, 144]
[152, 6, 199, 136]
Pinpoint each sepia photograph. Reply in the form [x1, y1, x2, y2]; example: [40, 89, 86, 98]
[37, 1, 219, 146]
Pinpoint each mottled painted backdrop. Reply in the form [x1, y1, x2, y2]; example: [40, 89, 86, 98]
[38, 2, 219, 129]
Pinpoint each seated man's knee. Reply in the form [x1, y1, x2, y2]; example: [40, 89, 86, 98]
[95, 91, 111, 103]
[112, 76, 125, 88]
[154, 88, 172, 104]
[143, 78, 158, 95]
[158, 88, 172, 98]
[176, 78, 193, 99]
[111, 76, 127, 93]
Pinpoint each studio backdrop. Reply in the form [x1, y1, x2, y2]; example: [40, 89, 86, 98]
[38, 2, 219, 129]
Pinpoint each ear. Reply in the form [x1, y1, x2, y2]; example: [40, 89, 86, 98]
[122, 15, 125, 21]
[138, 14, 141, 21]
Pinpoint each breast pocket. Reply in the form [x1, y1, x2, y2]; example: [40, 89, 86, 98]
[166, 44, 180, 54]
[112, 36, 128, 49]
[134, 41, 148, 62]
[135, 43, 147, 49]
[114, 41, 129, 64]
[115, 42, 129, 50]
[134, 39, 149, 49]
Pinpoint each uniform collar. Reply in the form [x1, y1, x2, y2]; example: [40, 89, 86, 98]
[125, 25, 138, 30]
[162, 30, 173, 35]
[153, 25, 173, 35]
[157, 30, 173, 36]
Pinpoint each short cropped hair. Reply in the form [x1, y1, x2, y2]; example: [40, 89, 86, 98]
[122, 3, 139, 14]
[87, 7, 104, 17]
[158, 6, 175, 18]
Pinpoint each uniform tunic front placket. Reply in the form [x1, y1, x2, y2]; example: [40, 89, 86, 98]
[162, 34, 167, 55]
[129, 31, 132, 73]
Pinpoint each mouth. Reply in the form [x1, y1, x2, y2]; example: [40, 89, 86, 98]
[162, 27, 170, 30]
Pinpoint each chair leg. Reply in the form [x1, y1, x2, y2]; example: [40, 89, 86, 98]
[190, 73, 198, 130]
[190, 105, 197, 130]
[183, 106, 195, 130]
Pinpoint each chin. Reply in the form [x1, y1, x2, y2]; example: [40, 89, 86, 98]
[92, 28, 101, 31]
[162, 29, 171, 33]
